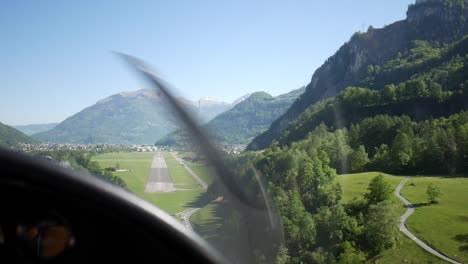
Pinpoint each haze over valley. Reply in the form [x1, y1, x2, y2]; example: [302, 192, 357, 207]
[29, 89, 253, 144]
[2, 1, 468, 263]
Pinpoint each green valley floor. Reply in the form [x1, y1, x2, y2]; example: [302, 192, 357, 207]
[338, 172, 468, 264]
[93, 151, 208, 214]
[93, 153, 468, 263]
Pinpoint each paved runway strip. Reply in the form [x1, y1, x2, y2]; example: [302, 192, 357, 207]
[144, 152, 176, 193]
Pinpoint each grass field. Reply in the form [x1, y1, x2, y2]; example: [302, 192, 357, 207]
[373, 231, 445, 264]
[338, 172, 404, 204]
[93, 151, 206, 214]
[184, 160, 216, 185]
[163, 152, 201, 189]
[179, 152, 216, 185]
[401, 177, 468, 263]
[338, 172, 468, 263]
[190, 203, 223, 243]
[92, 152, 467, 262]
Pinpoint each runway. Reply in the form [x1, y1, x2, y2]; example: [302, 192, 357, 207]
[144, 152, 176, 193]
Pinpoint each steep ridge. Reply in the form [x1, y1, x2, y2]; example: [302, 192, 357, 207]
[249, 0, 468, 150]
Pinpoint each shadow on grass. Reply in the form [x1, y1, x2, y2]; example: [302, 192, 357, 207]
[439, 174, 467, 178]
[177, 189, 225, 242]
[459, 245, 468, 252]
[183, 191, 213, 208]
[394, 174, 466, 179]
[454, 234, 468, 252]
[454, 234, 468, 243]
[193, 204, 228, 240]
[405, 202, 431, 208]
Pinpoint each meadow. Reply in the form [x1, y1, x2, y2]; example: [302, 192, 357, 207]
[338, 172, 468, 263]
[178, 152, 216, 185]
[190, 203, 223, 244]
[93, 151, 206, 214]
[92, 152, 468, 263]
[163, 152, 201, 189]
[401, 176, 468, 263]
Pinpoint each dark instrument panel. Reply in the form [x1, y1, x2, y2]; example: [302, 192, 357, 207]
[0, 150, 223, 264]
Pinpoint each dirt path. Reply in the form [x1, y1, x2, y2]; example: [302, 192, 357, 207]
[395, 178, 462, 264]
[144, 152, 176, 193]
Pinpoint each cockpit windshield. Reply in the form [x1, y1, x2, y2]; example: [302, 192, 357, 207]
[2, 1, 468, 263]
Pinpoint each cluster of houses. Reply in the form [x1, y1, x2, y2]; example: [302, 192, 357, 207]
[134, 145, 160, 152]
[219, 144, 246, 154]
[156, 144, 246, 154]
[16, 142, 245, 154]
[17, 143, 133, 153]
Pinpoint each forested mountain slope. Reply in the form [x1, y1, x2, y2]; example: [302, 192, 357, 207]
[14, 123, 58, 136]
[208, 1, 468, 263]
[0, 122, 37, 147]
[157, 87, 304, 145]
[275, 35, 468, 146]
[249, 0, 468, 150]
[33, 89, 233, 144]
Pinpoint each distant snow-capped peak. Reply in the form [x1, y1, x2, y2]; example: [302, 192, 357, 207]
[198, 97, 229, 106]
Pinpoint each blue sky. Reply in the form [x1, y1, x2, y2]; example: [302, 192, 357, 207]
[1, 0, 414, 125]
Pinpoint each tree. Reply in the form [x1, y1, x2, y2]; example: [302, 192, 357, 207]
[391, 132, 414, 171]
[381, 84, 396, 104]
[364, 174, 392, 205]
[274, 190, 316, 261]
[427, 80, 443, 100]
[426, 183, 442, 203]
[275, 245, 291, 264]
[314, 205, 360, 252]
[350, 145, 369, 172]
[427, 127, 458, 174]
[364, 201, 398, 255]
[456, 123, 468, 172]
[338, 242, 366, 264]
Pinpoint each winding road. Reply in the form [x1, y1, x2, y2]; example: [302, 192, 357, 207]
[171, 152, 209, 231]
[179, 208, 201, 231]
[395, 179, 462, 264]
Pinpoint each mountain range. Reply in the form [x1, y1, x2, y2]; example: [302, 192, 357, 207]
[14, 123, 58, 136]
[32, 89, 244, 144]
[157, 87, 305, 146]
[10, 0, 466, 151]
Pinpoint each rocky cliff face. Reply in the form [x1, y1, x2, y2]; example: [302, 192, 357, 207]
[248, 0, 468, 150]
[406, 0, 468, 42]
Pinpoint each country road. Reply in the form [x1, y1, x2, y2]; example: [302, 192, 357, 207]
[171, 152, 209, 231]
[180, 208, 201, 231]
[395, 179, 462, 264]
[171, 152, 208, 190]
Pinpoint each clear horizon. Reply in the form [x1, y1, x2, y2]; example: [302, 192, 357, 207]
[2, 0, 413, 125]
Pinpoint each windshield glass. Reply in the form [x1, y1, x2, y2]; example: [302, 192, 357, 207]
[2, 1, 468, 263]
